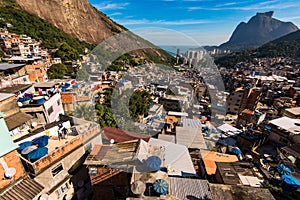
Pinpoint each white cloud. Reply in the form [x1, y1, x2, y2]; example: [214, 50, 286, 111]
[215, 2, 237, 7]
[109, 12, 122, 17]
[116, 19, 214, 25]
[187, 6, 204, 11]
[94, 2, 129, 11]
[232, 1, 295, 11]
[282, 16, 300, 20]
[187, 0, 296, 11]
[133, 27, 227, 46]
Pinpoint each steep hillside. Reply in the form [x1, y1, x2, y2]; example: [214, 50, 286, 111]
[13, 0, 174, 65]
[215, 30, 300, 68]
[256, 29, 300, 58]
[220, 11, 298, 52]
[0, 0, 94, 59]
[15, 0, 125, 44]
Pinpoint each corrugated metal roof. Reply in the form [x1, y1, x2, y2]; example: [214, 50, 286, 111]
[158, 134, 176, 143]
[285, 107, 300, 115]
[0, 84, 32, 94]
[102, 127, 150, 143]
[1, 177, 44, 200]
[4, 111, 33, 131]
[168, 111, 188, 117]
[0, 93, 14, 102]
[85, 140, 139, 169]
[34, 82, 57, 88]
[169, 177, 212, 200]
[0, 63, 25, 71]
[182, 118, 201, 129]
[217, 124, 242, 136]
[269, 117, 300, 134]
[176, 127, 207, 149]
[209, 184, 275, 200]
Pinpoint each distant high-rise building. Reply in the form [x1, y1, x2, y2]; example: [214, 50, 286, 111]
[177, 48, 180, 56]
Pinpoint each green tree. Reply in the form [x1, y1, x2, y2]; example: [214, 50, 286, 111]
[95, 103, 117, 128]
[73, 103, 95, 122]
[47, 63, 68, 79]
[53, 42, 79, 61]
[129, 90, 153, 121]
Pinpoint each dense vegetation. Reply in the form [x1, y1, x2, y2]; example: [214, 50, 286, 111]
[95, 88, 117, 128]
[107, 53, 144, 71]
[73, 103, 95, 122]
[94, 87, 153, 128]
[0, 0, 95, 60]
[214, 50, 254, 68]
[129, 90, 153, 121]
[47, 63, 74, 79]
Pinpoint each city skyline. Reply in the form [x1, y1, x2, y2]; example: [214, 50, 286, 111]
[90, 0, 300, 46]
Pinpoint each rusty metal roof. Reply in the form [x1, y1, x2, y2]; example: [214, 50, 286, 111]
[1, 177, 44, 200]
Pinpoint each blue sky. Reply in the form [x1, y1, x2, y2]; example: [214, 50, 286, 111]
[89, 0, 300, 46]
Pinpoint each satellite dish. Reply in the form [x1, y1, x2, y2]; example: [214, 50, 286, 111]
[4, 168, 16, 179]
[17, 102, 23, 107]
[110, 139, 115, 144]
[131, 180, 146, 195]
[31, 122, 38, 127]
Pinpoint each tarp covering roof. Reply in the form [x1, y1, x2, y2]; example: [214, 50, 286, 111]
[277, 164, 295, 175]
[282, 175, 300, 189]
[27, 147, 48, 162]
[17, 141, 33, 152]
[32, 135, 49, 147]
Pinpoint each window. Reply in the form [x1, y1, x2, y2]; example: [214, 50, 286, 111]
[61, 183, 68, 193]
[51, 163, 63, 177]
[56, 183, 68, 197]
[47, 106, 54, 116]
[57, 100, 61, 106]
